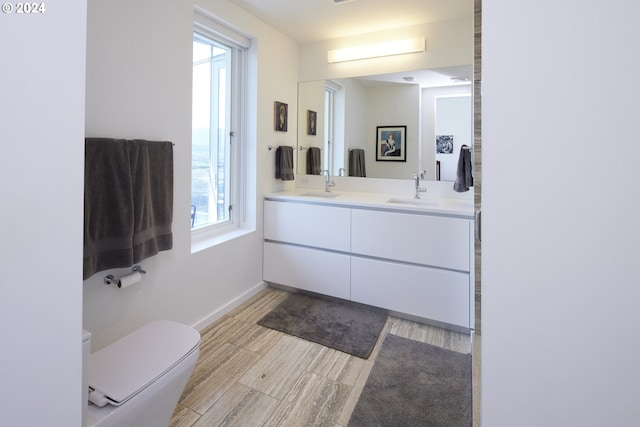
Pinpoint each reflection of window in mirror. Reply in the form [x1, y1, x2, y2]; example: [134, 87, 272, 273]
[324, 80, 344, 176]
[324, 85, 334, 175]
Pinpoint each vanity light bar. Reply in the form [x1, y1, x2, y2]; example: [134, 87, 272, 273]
[327, 37, 425, 63]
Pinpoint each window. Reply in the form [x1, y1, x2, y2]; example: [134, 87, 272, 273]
[192, 34, 232, 228]
[324, 80, 344, 176]
[191, 9, 251, 249]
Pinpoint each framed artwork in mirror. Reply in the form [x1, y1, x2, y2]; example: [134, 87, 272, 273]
[436, 135, 454, 153]
[275, 101, 288, 132]
[376, 125, 406, 162]
[307, 110, 317, 135]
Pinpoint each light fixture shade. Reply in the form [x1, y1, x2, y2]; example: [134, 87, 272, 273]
[327, 37, 425, 63]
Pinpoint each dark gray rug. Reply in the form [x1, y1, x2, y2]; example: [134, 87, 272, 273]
[348, 334, 472, 427]
[257, 293, 387, 359]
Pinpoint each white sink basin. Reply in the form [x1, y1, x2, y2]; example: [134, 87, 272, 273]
[386, 197, 440, 206]
[302, 192, 340, 198]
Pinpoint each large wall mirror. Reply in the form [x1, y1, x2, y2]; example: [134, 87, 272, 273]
[297, 65, 473, 181]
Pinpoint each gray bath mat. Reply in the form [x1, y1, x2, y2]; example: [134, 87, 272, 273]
[349, 334, 472, 426]
[257, 293, 386, 359]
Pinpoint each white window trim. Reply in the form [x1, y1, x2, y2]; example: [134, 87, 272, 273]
[194, 6, 250, 49]
[191, 8, 253, 253]
[191, 225, 253, 254]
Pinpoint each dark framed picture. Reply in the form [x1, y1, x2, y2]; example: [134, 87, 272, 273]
[275, 101, 288, 132]
[307, 110, 317, 135]
[376, 125, 406, 162]
[436, 135, 454, 153]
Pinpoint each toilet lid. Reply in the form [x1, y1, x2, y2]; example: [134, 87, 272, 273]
[88, 320, 200, 407]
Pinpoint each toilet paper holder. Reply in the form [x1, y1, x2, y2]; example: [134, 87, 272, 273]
[104, 265, 147, 286]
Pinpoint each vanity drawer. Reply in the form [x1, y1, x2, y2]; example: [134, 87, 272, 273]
[263, 242, 351, 300]
[351, 256, 470, 328]
[351, 209, 471, 272]
[264, 200, 350, 252]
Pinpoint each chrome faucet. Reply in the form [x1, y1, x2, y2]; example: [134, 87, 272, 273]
[322, 169, 336, 192]
[414, 172, 427, 199]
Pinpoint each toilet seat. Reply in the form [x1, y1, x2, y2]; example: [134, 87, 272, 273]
[88, 320, 200, 407]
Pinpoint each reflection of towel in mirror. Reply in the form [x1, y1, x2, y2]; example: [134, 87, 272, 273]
[453, 145, 473, 192]
[348, 149, 367, 177]
[306, 147, 322, 175]
[275, 146, 295, 180]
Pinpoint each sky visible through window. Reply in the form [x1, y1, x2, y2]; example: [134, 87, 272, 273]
[192, 37, 229, 228]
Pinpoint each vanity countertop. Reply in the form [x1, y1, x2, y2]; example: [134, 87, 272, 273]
[265, 190, 475, 219]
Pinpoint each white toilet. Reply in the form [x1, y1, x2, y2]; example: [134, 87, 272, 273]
[82, 320, 200, 427]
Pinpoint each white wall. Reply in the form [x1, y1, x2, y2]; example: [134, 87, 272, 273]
[0, 1, 87, 425]
[482, 1, 640, 425]
[299, 18, 473, 82]
[84, 0, 299, 350]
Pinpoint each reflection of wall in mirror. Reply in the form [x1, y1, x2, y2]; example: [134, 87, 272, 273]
[298, 80, 471, 180]
[434, 96, 472, 182]
[365, 85, 418, 179]
[303, 79, 418, 179]
[296, 81, 325, 175]
[422, 87, 472, 182]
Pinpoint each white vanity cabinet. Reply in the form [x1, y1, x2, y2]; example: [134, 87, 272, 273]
[263, 196, 474, 329]
[350, 209, 472, 327]
[263, 200, 351, 299]
[351, 258, 470, 327]
[350, 210, 470, 271]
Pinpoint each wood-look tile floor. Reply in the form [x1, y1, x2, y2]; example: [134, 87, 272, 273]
[170, 287, 480, 427]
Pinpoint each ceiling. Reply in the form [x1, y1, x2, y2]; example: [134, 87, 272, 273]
[227, 0, 473, 44]
[352, 65, 472, 88]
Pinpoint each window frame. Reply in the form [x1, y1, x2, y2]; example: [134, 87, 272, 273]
[191, 9, 252, 252]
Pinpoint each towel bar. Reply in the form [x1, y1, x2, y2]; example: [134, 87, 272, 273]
[268, 145, 298, 151]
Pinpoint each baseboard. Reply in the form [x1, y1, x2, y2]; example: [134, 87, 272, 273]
[191, 281, 268, 331]
[269, 282, 472, 336]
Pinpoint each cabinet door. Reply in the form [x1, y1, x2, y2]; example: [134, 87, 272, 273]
[264, 200, 350, 252]
[351, 209, 470, 272]
[351, 257, 470, 328]
[263, 242, 351, 300]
